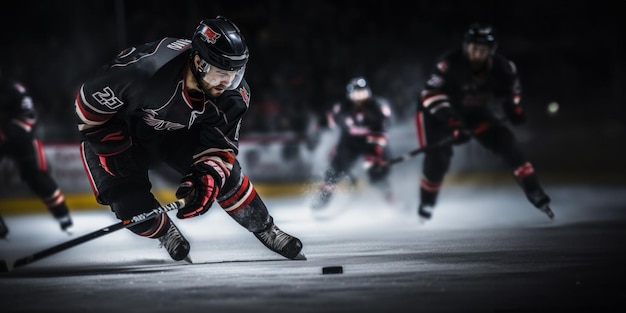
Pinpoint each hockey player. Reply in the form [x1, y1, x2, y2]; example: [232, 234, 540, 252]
[75, 16, 303, 262]
[0, 74, 73, 236]
[311, 77, 393, 210]
[415, 23, 554, 221]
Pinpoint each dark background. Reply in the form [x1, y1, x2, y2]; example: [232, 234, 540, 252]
[1, 0, 624, 176]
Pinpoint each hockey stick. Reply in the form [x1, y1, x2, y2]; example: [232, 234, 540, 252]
[0, 199, 185, 273]
[384, 135, 456, 166]
[384, 124, 492, 167]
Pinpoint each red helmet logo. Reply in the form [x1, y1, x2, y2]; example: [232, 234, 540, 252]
[201, 25, 221, 44]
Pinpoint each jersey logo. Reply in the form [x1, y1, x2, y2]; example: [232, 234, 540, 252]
[199, 25, 221, 44]
[92, 87, 123, 110]
[116, 47, 136, 58]
[189, 109, 204, 127]
[142, 109, 186, 131]
[239, 87, 250, 106]
[167, 39, 191, 51]
[20, 96, 34, 111]
[234, 120, 242, 141]
[426, 74, 444, 88]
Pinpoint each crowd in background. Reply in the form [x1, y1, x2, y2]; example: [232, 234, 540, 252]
[0, 0, 624, 142]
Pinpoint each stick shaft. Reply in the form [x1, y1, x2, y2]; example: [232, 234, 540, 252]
[387, 136, 454, 166]
[7, 199, 185, 271]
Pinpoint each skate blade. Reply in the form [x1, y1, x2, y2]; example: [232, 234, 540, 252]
[292, 253, 307, 261]
[417, 212, 432, 224]
[418, 217, 431, 225]
[539, 205, 555, 220]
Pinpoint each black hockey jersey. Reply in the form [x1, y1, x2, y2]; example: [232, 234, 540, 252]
[327, 96, 392, 148]
[75, 37, 251, 168]
[0, 78, 36, 132]
[419, 48, 524, 125]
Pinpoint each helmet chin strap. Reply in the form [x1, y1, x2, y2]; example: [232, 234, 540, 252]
[188, 53, 209, 95]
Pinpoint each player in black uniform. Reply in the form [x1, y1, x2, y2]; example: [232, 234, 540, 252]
[415, 23, 554, 222]
[311, 77, 393, 210]
[0, 74, 73, 238]
[75, 16, 303, 262]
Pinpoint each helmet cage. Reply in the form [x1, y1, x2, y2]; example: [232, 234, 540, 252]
[197, 57, 245, 90]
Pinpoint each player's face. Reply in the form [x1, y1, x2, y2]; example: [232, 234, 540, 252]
[195, 56, 237, 97]
[466, 43, 491, 64]
[200, 67, 237, 97]
[348, 88, 371, 103]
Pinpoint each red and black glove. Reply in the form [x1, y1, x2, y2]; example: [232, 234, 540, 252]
[81, 120, 135, 177]
[447, 117, 472, 145]
[175, 160, 225, 219]
[364, 145, 389, 183]
[505, 104, 526, 125]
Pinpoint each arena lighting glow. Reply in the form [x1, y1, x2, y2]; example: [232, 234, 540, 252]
[547, 101, 560, 115]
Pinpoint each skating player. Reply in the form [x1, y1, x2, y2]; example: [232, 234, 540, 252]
[75, 16, 304, 262]
[1, 74, 73, 236]
[415, 23, 554, 221]
[311, 77, 394, 211]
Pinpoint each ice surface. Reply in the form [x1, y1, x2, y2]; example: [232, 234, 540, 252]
[2, 181, 626, 312]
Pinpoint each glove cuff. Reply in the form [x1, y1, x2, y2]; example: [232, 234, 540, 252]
[193, 159, 226, 188]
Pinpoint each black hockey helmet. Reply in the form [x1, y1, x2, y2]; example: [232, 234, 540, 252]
[190, 16, 249, 91]
[346, 76, 371, 102]
[463, 23, 497, 53]
[191, 16, 249, 71]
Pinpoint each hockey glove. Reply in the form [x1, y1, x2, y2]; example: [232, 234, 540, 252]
[507, 105, 526, 125]
[82, 121, 135, 177]
[368, 162, 390, 183]
[447, 117, 471, 145]
[175, 160, 225, 219]
[364, 145, 389, 183]
[451, 128, 472, 145]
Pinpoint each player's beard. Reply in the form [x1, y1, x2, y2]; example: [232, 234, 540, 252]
[469, 58, 489, 73]
[200, 80, 228, 97]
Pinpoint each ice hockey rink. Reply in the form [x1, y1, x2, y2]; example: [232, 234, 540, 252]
[2, 173, 626, 312]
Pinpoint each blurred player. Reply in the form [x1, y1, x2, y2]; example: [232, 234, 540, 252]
[75, 16, 303, 262]
[0, 74, 73, 235]
[0, 214, 8, 239]
[311, 77, 393, 211]
[415, 23, 554, 221]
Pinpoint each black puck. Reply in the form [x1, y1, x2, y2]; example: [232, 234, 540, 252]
[322, 266, 343, 274]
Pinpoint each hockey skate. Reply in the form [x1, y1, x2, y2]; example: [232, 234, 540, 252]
[0, 215, 8, 239]
[538, 204, 555, 220]
[526, 189, 554, 220]
[417, 203, 434, 223]
[49, 204, 73, 232]
[158, 221, 192, 263]
[254, 222, 305, 260]
[311, 185, 333, 210]
[56, 214, 73, 232]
